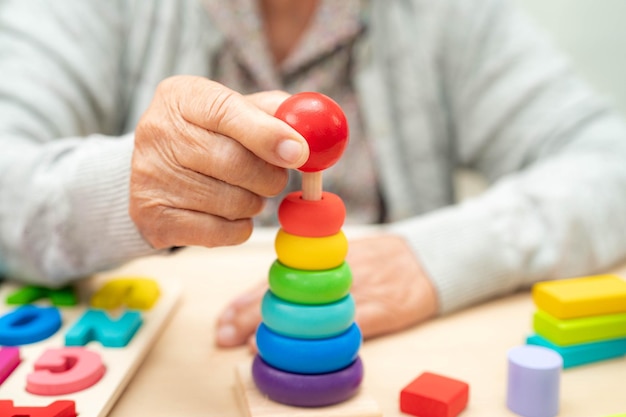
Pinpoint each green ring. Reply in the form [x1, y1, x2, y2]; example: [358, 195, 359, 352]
[269, 261, 352, 305]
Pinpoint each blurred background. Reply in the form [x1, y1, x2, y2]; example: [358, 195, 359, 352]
[515, 0, 626, 116]
[457, 0, 626, 198]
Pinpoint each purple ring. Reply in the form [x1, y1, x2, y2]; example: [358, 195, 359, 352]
[252, 355, 363, 407]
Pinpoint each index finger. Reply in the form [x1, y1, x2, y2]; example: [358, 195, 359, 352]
[169, 76, 309, 169]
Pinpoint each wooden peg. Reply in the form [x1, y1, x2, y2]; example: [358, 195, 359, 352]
[302, 171, 323, 201]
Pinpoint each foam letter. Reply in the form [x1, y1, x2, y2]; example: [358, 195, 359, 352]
[65, 309, 142, 348]
[90, 277, 160, 310]
[0, 400, 76, 417]
[6, 285, 77, 306]
[0, 305, 61, 345]
[26, 347, 105, 395]
[0, 347, 20, 384]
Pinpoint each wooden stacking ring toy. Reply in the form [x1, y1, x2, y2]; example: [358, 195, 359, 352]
[252, 355, 363, 407]
[278, 191, 346, 237]
[268, 260, 352, 305]
[261, 291, 355, 339]
[274, 229, 347, 270]
[255, 323, 362, 374]
[248, 92, 361, 409]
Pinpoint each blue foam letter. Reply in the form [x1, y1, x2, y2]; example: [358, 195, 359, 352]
[0, 305, 62, 346]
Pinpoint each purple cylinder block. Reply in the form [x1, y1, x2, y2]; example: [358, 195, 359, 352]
[507, 345, 562, 417]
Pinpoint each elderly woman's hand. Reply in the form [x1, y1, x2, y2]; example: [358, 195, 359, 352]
[130, 76, 308, 249]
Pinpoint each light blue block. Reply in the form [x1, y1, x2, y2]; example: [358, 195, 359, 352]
[65, 309, 143, 348]
[526, 333, 626, 368]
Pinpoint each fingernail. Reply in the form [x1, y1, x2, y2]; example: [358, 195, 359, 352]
[277, 139, 306, 165]
[217, 324, 238, 345]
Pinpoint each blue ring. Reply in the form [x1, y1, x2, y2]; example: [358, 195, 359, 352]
[261, 290, 355, 339]
[256, 322, 362, 374]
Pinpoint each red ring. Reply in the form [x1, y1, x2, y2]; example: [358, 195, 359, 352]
[278, 191, 346, 237]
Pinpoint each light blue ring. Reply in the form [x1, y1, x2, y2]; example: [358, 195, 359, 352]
[256, 322, 362, 374]
[261, 290, 355, 339]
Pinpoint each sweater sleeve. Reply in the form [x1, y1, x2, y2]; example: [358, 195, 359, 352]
[0, 0, 158, 285]
[390, 0, 626, 313]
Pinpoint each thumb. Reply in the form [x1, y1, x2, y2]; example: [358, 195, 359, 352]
[245, 90, 292, 115]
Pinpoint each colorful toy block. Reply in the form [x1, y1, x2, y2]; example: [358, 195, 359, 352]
[400, 371, 469, 417]
[526, 274, 626, 370]
[526, 334, 626, 368]
[533, 309, 626, 346]
[532, 274, 626, 319]
[507, 345, 562, 417]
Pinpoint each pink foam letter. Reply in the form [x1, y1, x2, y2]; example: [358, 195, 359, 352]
[0, 346, 20, 385]
[26, 347, 105, 395]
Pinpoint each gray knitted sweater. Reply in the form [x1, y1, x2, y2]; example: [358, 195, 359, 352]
[2, 0, 626, 314]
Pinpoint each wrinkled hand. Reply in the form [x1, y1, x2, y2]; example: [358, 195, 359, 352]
[215, 234, 439, 349]
[130, 76, 309, 249]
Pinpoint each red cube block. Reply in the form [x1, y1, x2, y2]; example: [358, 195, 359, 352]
[400, 372, 469, 417]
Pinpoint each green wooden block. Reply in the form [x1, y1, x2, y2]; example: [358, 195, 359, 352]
[533, 309, 626, 346]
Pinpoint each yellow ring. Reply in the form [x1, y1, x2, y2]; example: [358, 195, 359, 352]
[275, 229, 347, 270]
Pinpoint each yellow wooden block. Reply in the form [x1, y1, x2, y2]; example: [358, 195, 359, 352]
[90, 277, 160, 310]
[532, 274, 626, 319]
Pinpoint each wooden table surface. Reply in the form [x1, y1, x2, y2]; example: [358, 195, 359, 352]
[107, 227, 626, 417]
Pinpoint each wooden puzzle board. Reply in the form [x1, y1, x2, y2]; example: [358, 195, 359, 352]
[0, 275, 181, 417]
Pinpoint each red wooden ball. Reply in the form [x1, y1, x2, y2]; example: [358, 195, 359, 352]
[275, 92, 348, 172]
